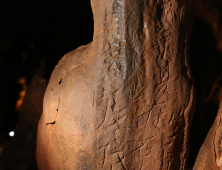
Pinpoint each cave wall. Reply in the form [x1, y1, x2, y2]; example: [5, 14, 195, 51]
[1, 0, 222, 169]
[36, 0, 197, 169]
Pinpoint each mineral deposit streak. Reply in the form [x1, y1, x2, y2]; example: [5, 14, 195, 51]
[36, 0, 197, 170]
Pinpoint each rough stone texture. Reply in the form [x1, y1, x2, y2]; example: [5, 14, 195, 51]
[0, 75, 48, 170]
[36, 0, 197, 169]
[193, 101, 222, 170]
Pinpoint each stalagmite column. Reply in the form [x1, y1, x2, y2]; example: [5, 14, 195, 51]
[36, 0, 197, 169]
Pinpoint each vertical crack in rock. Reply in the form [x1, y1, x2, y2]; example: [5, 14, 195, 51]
[59, 79, 62, 84]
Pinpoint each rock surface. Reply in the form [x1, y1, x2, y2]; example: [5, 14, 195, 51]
[0, 75, 48, 170]
[36, 0, 197, 169]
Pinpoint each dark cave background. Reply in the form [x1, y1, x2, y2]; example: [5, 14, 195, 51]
[0, 0, 93, 142]
[0, 0, 222, 169]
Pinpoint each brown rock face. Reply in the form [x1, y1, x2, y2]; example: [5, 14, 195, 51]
[36, 0, 197, 169]
[0, 75, 48, 170]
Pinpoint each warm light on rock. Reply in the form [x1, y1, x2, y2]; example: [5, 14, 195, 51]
[15, 78, 27, 112]
[36, 0, 197, 169]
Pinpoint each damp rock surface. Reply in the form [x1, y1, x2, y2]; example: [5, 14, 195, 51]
[36, 0, 197, 169]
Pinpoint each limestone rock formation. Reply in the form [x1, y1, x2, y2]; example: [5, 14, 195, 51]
[36, 0, 197, 169]
[0, 75, 48, 170]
